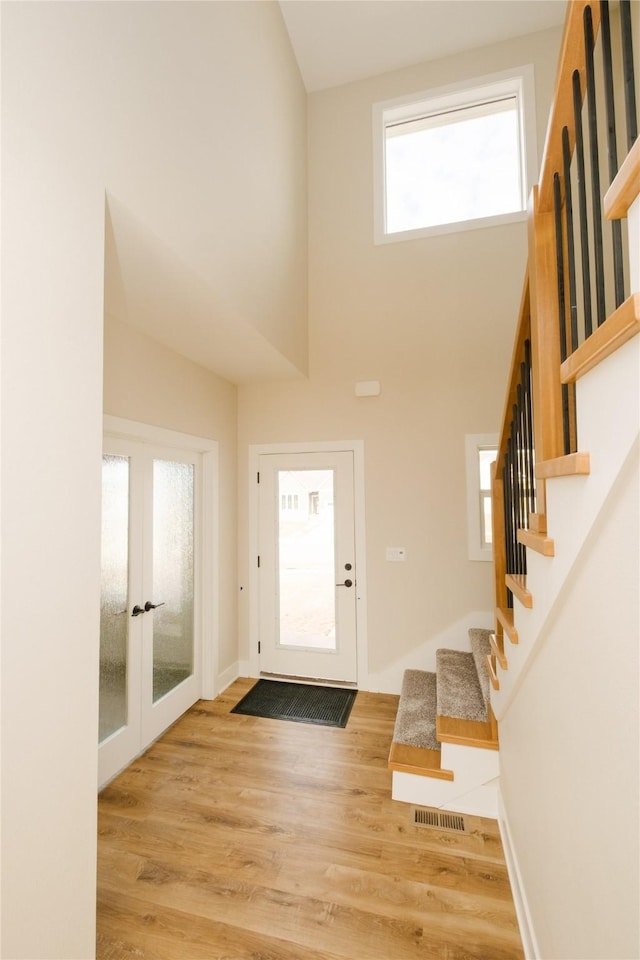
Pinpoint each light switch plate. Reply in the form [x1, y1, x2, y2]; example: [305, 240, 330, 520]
[386, 547, 406, 561]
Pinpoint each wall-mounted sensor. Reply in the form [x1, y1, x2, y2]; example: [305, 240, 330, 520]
[355, 380, 381, 397]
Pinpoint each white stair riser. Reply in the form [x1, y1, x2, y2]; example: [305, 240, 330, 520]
[441, 741, 499, 782]
[392, 744, 499, 816]
[392, 770, 499, 818]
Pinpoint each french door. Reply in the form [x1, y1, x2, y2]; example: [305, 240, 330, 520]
[98, 437, 202, 786]
[258, 451, 357, 683]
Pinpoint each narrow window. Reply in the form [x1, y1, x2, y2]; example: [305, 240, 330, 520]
[465, 434, 498, 561]
[478, 448, 496, 548]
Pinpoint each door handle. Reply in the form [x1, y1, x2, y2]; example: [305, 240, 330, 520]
[336, 579, 353, 588]
[131, 605, 145, 617]
[144, 600, 165, 612]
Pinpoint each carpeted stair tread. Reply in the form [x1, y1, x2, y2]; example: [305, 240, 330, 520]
[436, 649, 488, 723]
[469, 628, 492, 714]
[392, 669, 440, 751]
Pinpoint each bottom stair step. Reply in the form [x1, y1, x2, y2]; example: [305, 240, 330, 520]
[388, 742, 454, 781]
[389, 631, 500, 816]
[388, 670, 453, 780]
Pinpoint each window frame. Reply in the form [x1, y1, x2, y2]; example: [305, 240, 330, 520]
[465, 433, 498, 562]
[373, 66, 538, 244]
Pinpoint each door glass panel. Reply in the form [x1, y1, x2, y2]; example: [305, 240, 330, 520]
[277, 469, 336, 650]
[152, 460, 194, 702]
[99, 455, 130, 742]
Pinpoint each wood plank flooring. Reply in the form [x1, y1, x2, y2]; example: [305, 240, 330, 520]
[97, 678, 524, 960]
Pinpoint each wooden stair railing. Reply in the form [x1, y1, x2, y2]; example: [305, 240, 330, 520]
[492, 279, 537, 636]
[492, 0, 639, 671]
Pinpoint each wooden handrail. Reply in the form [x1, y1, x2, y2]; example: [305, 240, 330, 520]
[492, 0, 638, 646]
[604, 136, 640, 219]
[561, 293, 640, 382]
[538, 0, 602, 213]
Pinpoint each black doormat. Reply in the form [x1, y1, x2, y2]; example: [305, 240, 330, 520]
[231, 679, 357, 728]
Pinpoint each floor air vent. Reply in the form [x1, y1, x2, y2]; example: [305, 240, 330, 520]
[412, 806, 467, 833]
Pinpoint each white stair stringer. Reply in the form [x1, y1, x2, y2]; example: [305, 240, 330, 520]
[492, 333, 640, 720]
[392, 742, 499, 818]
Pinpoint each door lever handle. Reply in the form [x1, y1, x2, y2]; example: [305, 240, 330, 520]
[144, 600, 165, 612]
[336, 579, 353, 588]
[131, 605, 145, 617]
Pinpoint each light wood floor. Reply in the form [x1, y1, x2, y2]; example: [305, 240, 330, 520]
[97, 678, 524, 960]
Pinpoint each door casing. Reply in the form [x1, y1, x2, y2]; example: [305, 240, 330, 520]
[248, 440, 368, 688]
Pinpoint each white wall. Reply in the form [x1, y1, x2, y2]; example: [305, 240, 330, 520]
[0, 3, 306, 957]
[237, 27, 563, 688]
[500, 439, 639, 959]
[497, 53, 640, 951]
[100, 2, 308, 378]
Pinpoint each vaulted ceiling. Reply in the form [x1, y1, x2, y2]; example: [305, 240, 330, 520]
[279, 0, 566, 92]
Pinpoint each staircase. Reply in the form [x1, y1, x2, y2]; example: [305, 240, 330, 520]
[386, 7, 638, 953]
[388, 628, 500, 818]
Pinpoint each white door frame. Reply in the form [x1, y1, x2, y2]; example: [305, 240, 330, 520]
[103, 416, 219, 700]
[249, 440, 368, 689]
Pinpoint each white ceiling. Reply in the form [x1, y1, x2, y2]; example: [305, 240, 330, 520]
[279, 0, 567, 92]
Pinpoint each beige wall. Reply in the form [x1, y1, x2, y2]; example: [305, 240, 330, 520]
[238, 27, 563, 685]
[0, 3, 305, 957]
[103, 315, 238, 677]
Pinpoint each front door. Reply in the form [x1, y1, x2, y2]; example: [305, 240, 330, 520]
[98, 437, 202, 786]
[258, 451, 357, 683]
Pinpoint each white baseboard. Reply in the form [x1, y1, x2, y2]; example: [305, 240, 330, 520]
[214, 661, 241, 696]
[498, 789, 540, 960]
[237, 659, 252, 679]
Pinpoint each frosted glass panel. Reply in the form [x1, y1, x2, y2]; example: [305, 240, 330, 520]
[152, 460, 194, 702]
[277, 469, 336, 650]
[99, 455, 129, 742]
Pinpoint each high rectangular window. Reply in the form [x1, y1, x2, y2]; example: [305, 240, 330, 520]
[374, 68, 537, 243]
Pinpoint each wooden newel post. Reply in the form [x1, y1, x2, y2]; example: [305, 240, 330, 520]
[491, 460, 507, 642]
[527, 184, 566, 517]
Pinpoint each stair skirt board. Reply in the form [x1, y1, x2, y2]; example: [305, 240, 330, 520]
[498, 790, 540, 960]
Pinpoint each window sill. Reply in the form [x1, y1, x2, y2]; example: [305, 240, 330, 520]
[374, 208, 527, 245]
